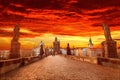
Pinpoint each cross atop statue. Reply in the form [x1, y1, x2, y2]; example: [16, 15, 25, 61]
[13, 23, 20, 41]
[102, 23, 112, 41]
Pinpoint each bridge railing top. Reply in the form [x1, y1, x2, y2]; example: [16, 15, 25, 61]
[0, 56, 39, 62]
[0, 58, 22, 62]
[97, 57, 120, 64]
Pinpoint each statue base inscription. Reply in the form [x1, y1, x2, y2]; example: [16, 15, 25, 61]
[9, 40, 20, 59]
[102, 40, 118, 58]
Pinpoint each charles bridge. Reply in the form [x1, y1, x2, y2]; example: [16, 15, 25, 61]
[0, 54, 120, 80]
[0, 23, 120, 80]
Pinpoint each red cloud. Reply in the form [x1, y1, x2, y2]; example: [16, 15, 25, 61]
[0, 0, 120, 38]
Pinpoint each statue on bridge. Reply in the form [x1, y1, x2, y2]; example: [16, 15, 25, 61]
[67, 43, 71, 55]
[13, 23, 20, 41]
[9, 23, 21, 59]
[102, 23, 112, 41]
[53, 37, 60, 55]
[101, 23, 118, 58]
[39, 41, 44, 58]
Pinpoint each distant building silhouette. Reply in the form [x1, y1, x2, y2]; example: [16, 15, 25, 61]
[53, 37, 60, 54]
[82, 38, 102, 57]
[9, 23, 20, 58]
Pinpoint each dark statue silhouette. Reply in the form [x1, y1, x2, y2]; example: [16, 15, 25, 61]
[9, 23, 20, 58]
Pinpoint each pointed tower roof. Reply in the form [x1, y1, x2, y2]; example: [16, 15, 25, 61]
[89, 37, 93, 44]
[88, 37, 93, 48]
[55, 37, 57, 41]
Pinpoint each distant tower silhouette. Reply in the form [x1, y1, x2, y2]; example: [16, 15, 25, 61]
[88, 37, 93, 48]
[9, 23, 21, 58]
[53, 37, 60, 54]
[67, 43, 71, 55]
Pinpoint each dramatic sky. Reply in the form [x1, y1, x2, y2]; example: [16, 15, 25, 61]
[0, 0, 120, 49]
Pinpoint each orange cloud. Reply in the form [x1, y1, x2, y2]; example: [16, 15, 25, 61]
[0, 0, 120, 49]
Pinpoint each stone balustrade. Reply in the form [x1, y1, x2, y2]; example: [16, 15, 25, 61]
[97, 57, 120, 68]
[66, 55, 98, 64]
[66, 55, 120, 68]
[0, 56, 42, 75]
[0, 58, 22, 74]
[22, 56, 40, 65]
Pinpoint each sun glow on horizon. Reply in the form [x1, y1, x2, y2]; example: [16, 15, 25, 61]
[0, 29, 120, 50]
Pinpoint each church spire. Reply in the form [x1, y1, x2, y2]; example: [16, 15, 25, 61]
[88, 37, 93, 48]
[89, 37, 92, 44]
[55, 37, 57, 41]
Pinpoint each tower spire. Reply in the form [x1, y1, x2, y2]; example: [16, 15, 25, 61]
[88, 37, 93, 48]
[55, 37, 57, 41]
[89, 37, 92, 44]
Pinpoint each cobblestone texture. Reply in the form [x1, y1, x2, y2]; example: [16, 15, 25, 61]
[0, 55, 120, 80]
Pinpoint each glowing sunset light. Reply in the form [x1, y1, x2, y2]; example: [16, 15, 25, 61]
[0, 0, 120, 50]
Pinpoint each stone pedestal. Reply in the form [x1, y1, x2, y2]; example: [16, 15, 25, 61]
[9, 40, 20, 59]
[102, 40, 117, 58]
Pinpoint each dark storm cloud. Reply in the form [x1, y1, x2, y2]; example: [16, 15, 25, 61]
[8, 4, 28, 13]
[0, 0, 119, 17]
[71, 0, 120, 10]
[1, 12, 24, 21]
[0, 0, 120, 37]
[92, 23, 120, 27]
[0, 0, 66, 10]
[22, 0, 52, 9]
[0, 0, 120, 11]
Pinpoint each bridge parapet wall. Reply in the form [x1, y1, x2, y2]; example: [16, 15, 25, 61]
[0, 56, 40, 75]
[67, 56, 98, 64]
[66, 55, 120, 68]
[97, 57, 120, 68]
[0, 58, 22, 74]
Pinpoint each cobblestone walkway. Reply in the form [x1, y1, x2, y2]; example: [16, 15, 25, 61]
[0, 55, 120, 80]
